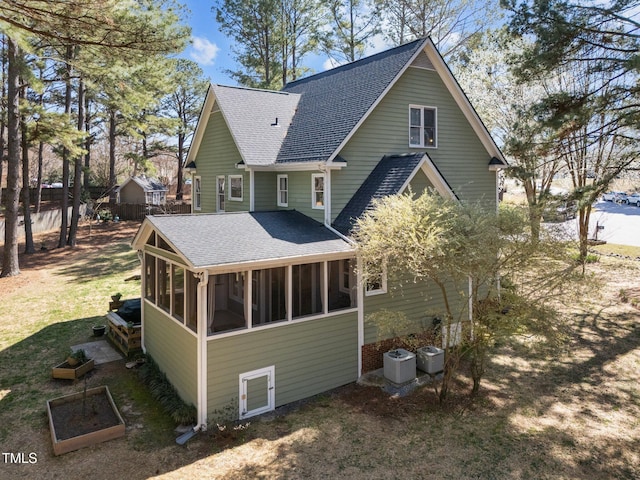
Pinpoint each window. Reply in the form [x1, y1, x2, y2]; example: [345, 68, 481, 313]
[251, 267, 287, 326]
[172, 265, 184, 322]
[409, 105, 437, 148]
[328, 259, 356, 312]
[277, 175, 288, 207]
[365, 261, 387, 296]
[158, 258, 171, 311]
[312, 174, 324, 209]
[229, 175, 243, 201]
[217, 176, 225, 212]
[292, 262, 323, 318]
[145, 253, 156, 302]
[194, 176, 202, 211]
[229, 272, 244, 302]
[185, 272, 198, 333]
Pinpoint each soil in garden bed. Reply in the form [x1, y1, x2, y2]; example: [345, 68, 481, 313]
[50, 393, 121, 441]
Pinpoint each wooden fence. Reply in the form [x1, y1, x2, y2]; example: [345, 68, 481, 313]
[104, 203, 191, 221]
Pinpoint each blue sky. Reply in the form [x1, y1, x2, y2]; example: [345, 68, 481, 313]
[179, 0, 389, 86]
[180, 1, 234, 84]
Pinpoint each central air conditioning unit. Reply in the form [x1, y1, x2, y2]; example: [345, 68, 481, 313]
[383, 349, 416, 384]
[416, 346, 444, 374]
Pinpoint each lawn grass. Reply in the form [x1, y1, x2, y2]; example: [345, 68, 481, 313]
[591, 242, 640, 258]
[1, 223, 639, 479]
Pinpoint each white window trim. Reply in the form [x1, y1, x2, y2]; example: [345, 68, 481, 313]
[277, 174, 288, 207]
[365, 263, 387, 296]
[409, 104, 437, 149]
[194, 176, 202, 211]
[229, 174, 243, 202]
[311, 173, 325, 210]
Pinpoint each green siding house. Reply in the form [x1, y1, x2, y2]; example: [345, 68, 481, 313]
[131, 37, 507, 429]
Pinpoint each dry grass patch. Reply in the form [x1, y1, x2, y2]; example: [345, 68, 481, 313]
[1, 224, 639, 479]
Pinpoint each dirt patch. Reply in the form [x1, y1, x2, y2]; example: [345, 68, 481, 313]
[49, 390, 122, 441]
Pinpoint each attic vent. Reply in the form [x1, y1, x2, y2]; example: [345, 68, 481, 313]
[410, 51, 435, 70]
[211, 101, 220, 113]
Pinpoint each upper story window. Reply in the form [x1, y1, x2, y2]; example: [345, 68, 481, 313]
[229, 175, 243, 201]
[312, 173, 324, 209]
[194, 176, 202, 211]
[277, 174, 288, 207]
[365, 261, 387, 296]
[409, 105, 437, 148]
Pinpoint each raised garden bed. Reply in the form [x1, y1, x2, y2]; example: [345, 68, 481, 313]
[46, 385, 125, 455]
[51, 359, 95, 380]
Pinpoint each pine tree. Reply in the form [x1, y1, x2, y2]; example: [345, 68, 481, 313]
[0, 0, 190, 276]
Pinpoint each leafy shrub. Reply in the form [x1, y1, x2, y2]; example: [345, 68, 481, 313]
[138, 355, 197, 425]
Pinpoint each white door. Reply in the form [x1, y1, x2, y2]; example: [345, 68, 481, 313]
[239, 366, 275, 419]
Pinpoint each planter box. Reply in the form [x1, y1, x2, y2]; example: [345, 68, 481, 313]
[52, 359, 95, 380]
[47, 386, 125, 456]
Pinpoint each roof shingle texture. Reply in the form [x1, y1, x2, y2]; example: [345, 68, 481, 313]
[333, 153, 425, 235]
[212, 85, 300, 166]
[278, 38, 425, 163]
[146, 211, 352, 268]
[131, 176, 167, 192]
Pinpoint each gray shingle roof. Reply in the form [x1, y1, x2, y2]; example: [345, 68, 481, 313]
[145, 211, 353, 268]
[212, 85, 300, 166]
[333, 153, 425, 235]
[277, 38, 426, 163]
[129, 176, 167, 192]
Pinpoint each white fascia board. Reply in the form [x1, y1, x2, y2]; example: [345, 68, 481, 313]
[326, 38, 430, 165]
[186, 84, 215, 164]
[247, 162, 347, 172]
[198, 250, 356, 274]
[398, 153, 457, 201]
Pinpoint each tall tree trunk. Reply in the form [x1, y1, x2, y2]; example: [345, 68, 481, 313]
[20, 91, 35, 254]
[0, 36, 6, 210]
[1, 37, 21, 277]
[57, 45, 73, 248]
[83, 93, 91, 190]
[35, 141, 43, 213]
[108, 108, 117, 205]
[176, 132, 184, 201]
[68, 76, 84, 247]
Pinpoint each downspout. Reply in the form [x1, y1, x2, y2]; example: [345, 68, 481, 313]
[138, 250, 147, 353]
[249, 168, 255, 212]
[196, 271, 209, 430]
[324, 169, 331, 226]
[176, 270, 209, 445]
[356, 255, 364, 376]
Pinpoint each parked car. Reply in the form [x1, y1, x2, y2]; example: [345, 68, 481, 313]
[602, 191, 626, 202]
[625, 192, 640, 206]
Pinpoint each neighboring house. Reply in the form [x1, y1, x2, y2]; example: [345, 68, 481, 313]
[131, 37, 507, 426]
[117, 175, 168, 206]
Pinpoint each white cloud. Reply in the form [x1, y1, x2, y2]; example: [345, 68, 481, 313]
[322, 57, 346, 71]
[190, 36, 220, 66]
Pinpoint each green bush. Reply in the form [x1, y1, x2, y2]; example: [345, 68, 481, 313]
[138, 355, 197, 425]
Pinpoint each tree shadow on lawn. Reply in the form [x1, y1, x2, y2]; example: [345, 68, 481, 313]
[478, 306, 640, 479]
[55, 242, 140, 283]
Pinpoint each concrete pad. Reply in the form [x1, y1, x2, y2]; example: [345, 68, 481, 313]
[71, 340, 122, 365]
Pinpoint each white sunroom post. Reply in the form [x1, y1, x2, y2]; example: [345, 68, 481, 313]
[287, 265, 293, 322]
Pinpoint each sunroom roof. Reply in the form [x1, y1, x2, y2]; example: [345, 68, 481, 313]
[139, 211, 353, 269]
